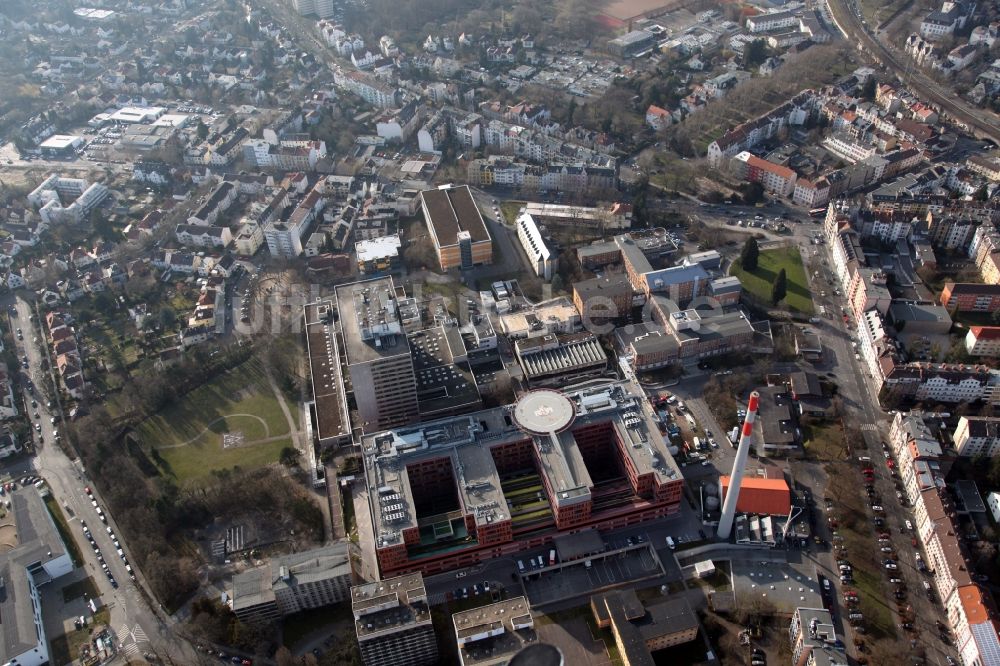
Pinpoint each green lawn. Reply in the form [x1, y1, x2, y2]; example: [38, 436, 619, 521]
[44, 495, 83, 567]
[730, 246, 814, 313]
[500, 200, 526, 224]
[134, 360, 293, 483]
[156, 437, 292, 482]
[135, 360, 288, 448]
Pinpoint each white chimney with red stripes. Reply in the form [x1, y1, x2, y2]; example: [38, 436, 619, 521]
[717, 391, 760, 540]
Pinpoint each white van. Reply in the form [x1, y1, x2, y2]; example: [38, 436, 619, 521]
[517, 560, 525, 573]
[904, 520, 913, 531]
[665, 536, 676, 550]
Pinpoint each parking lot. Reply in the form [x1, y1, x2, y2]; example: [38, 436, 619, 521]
[522, 545, 665, 607]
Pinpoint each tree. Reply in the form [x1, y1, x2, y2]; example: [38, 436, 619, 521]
[744, 39, 768, 68]
[771, 268, 787, 305]
[279, 446, 302, 467]
[550, 274, 565, 294]
[739, 181, 765, 205]
[196, 120, 208, 141]
[740, 237, 760, 271]
[860, 75, 877, 101]
[159, 306, 177, 330]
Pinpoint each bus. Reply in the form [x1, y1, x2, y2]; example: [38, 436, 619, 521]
[809, 207, 826, 218]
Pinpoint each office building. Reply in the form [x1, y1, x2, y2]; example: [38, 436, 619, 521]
[356, 235, 402, 274]
[514, 332, 608, 386]
[590, 590, 698, 665]
[334, 278, 420, 433]
[0, 490, 75, 666]
[453, 596, 535, 666]
[231, 543, 355, 621]
[420, 185, 492, 270]
[352, 573, 438, 666]
[362, 382, 683, 577]
[304, 301, 352, 446]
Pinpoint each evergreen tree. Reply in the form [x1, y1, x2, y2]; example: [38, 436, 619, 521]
[771, 268, 787, 305]
[740, 237, 759, 271]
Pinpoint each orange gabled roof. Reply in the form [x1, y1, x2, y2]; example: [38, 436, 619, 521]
[959, 585, 990, 625]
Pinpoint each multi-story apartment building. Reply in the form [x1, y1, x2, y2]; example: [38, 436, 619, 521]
[28, 174, 109, 225]
[746, 9, 799, 32]
[334, 277, 419, 434]
[924, 212, 978, 251]
[913, 489, 1000, 666]
[188, 182, 236, 226]
[953, 416, 1000, 457]
[515, 212, 555, 280]
[707, 91, 816, 167]
[235, 222, 264, 256]
[940, 283, 1000, 312]
[789, 607, 847, 666]
[175, 224, 232, 249]
[831, 230, 866, 289]
[792, 177, 831, 209]
[966, 326, 1000, 357]
[334, 69, 400, 108]
[846, 268, 891, 321]
[420, 185, 493, 271]
[731, 152, 797, 197]
[231, 543, 354, 621]
[352, 574, 438, 666]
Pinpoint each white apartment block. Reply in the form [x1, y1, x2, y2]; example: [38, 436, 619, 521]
[28, 175, 109, 225]
[264, 220, 306, 258]
[746, 10, 799, 33]
[175, 224, 232, 249]
[236, 222, 265, 256]
[822, 134, 877, 164]
[334, 70, 399, 109]
[966, 327, 1000, 356]
[914, 372, 990, 403]
[953, 416, 1000, 457]
[515, 212, 554, 280]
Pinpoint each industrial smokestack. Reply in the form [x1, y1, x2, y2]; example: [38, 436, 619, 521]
[717, 391, 760, 540]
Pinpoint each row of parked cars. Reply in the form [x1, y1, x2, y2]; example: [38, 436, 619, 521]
[83, 486, 132, 588]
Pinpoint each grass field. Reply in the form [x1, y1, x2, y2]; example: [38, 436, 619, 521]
[135, 360, 293, 482]
[730, 246, 814, 313]
[500, 200, 526, 224]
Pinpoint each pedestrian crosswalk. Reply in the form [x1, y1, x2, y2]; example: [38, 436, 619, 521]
[121, 643, 140, 657]
[133, 625, 148, 643]
[860, 424, 877, 432]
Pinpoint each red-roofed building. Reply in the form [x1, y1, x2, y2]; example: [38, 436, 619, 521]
[731, 152, 798, 197]
[966, 326, 1000, 356]
[719, 475, 791, 516]
[645, 104, 671, 131]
